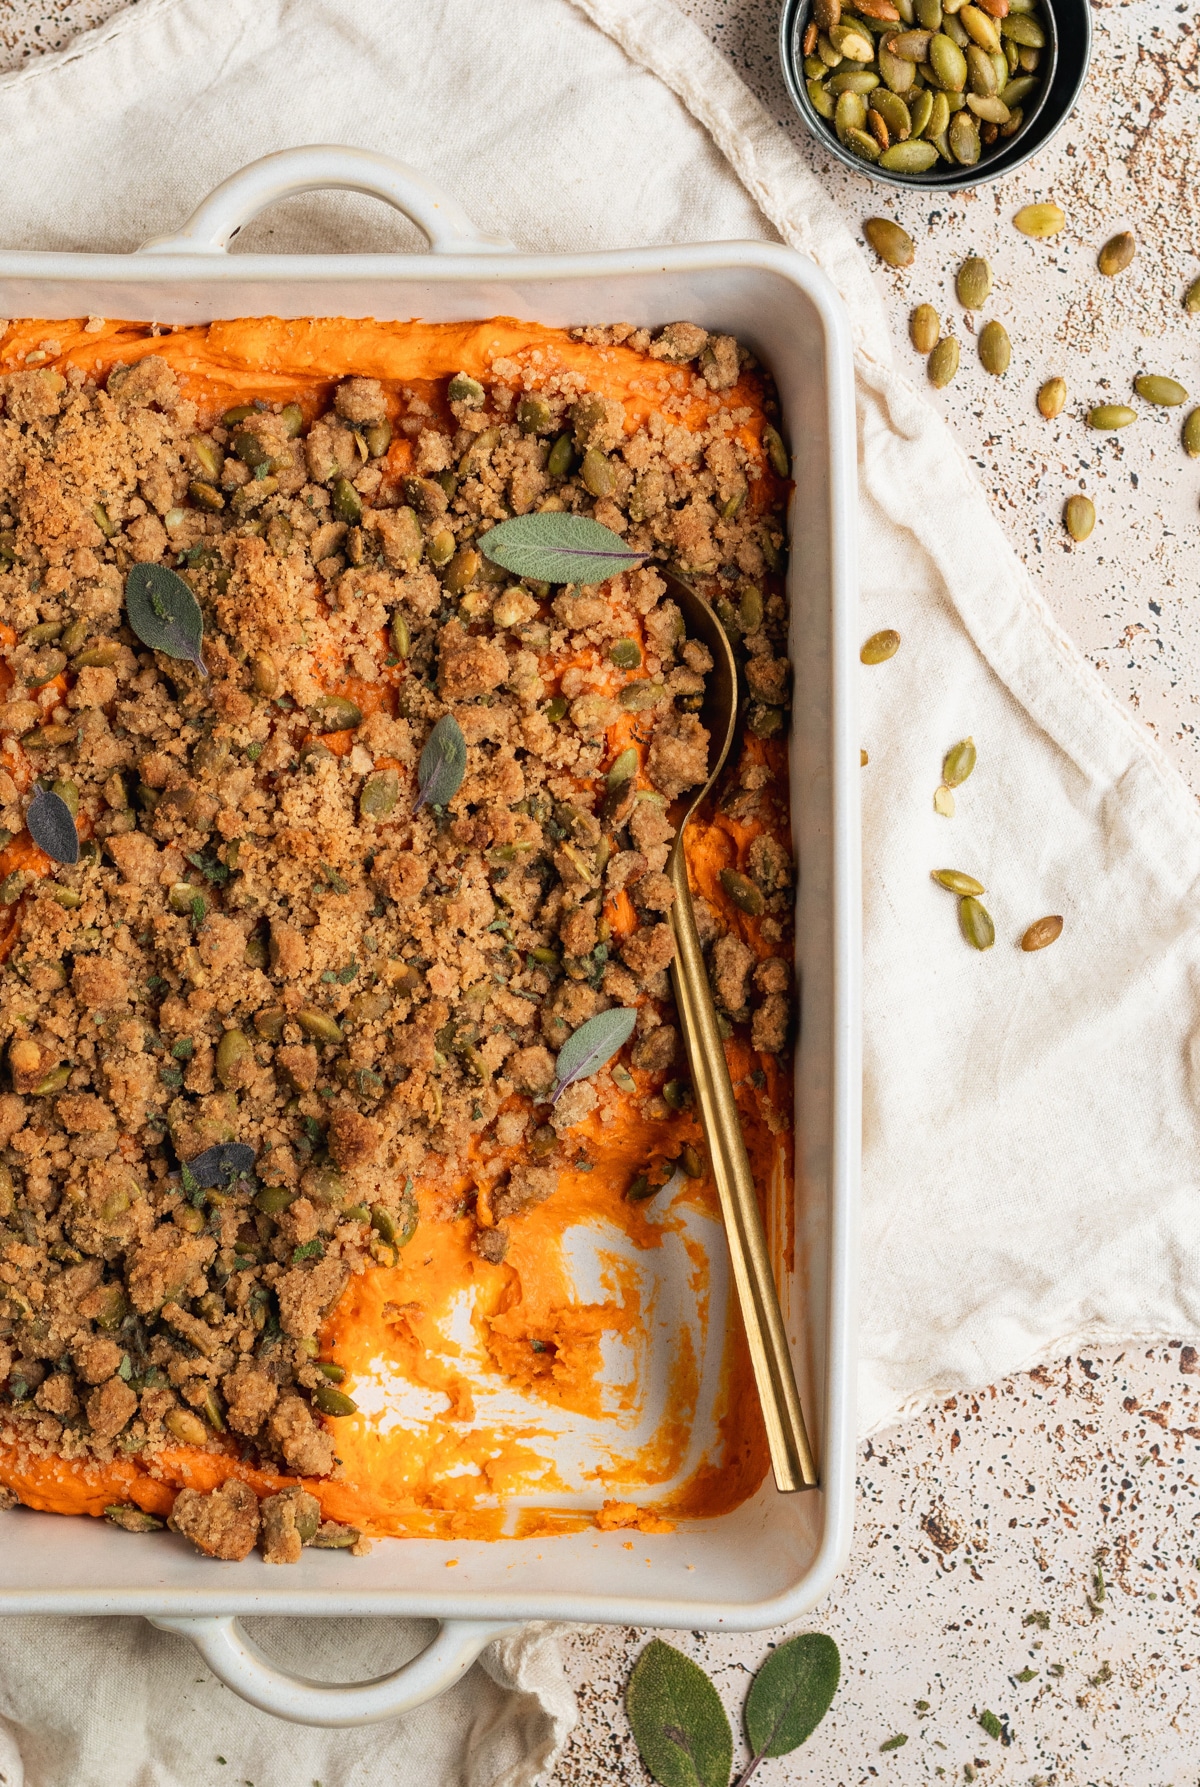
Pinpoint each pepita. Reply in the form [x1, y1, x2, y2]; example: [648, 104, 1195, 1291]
[929, 32, 968, 88]
[1185, 276, 1200, 315]
[958, 894, 995, 950]
[1087, 404, 1136, 430]
[978, 319, 1011, 375]
[215, 1029, 252, 1089]
[879, 139, 938, 171]
[762, 425, 790, 478]
[1182, 409, 1200, 458]
[359, 769, 399, 820]
[1097, 230, 1136, 277]
[933, 784, 955, 816]
[942, 736, 976, 787]
[1064, 494, 1095, 542]
[844, 126, 883, 161]
[860, 628, 901, 664]
[1037, 376, 1066, 419]
[955, 255, 993, 309]
[719, 868, 766, 916]
[609, 638, 643, 670]
[311, 1384, 358, 1418]
[928, 335, 961, 388]
[948, 107, 980, 164]
[1013, 202, 1064, 238]
[297, 1008, 344, 1045]
[1021, 914, 1063, 951]
[932, 867, 984, 894]
[910, 303, 940, 353]
[863, 217, 915, 268]
[1134, 374, 1188, 407]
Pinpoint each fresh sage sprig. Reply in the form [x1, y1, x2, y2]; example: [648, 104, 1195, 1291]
[550, 1006, 637, 1104]
[26, 784, 79, 865]
[479, 513, 647, 585]
[626, 1634, 840, 1787]
[125, 563, 208, 676]
[415, 713, 468, 811]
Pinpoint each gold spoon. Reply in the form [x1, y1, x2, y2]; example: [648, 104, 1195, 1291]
[661, 573, 818, 1493]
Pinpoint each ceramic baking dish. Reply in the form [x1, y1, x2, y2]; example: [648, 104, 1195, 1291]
[0, 146, 860, 1727]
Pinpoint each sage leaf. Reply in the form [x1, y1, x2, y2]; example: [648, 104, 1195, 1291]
[625, 1639, 733, 1787]
[416, 713, 467, 810]
[479, 513, 648, 585]
[125, 563, 208, 676]
[551, 1006, 637, 1104]
[743, 1633, 840, 1762]
[184, 1141, 256, 1189]
[26, 785, 79, 865]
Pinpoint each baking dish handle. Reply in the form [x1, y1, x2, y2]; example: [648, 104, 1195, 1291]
[136, 145, 513, 257]
[149, 1613, 524, 1726]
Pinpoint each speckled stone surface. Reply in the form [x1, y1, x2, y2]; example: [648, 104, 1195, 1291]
[0, 1, 1196, 1779]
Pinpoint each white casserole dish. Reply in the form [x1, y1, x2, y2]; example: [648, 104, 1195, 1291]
[0, 146, 861, 1727]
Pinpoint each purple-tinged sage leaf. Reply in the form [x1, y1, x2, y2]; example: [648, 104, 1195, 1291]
[551, 1006, 637, 1104]
[479, 513, 648, 585]
[416, 713, 467, 811]
[26, 784, 79, 865]
[125, 563, 208, 676]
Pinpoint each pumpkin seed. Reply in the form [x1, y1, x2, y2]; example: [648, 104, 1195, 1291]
[188, 480, 225, 514]
[931, 868, 984, 894]
[662, 1078, 693, 1111]
[448, 373, 486, 407]
[168, 881, 206, 917]
[546, 433, 574, 478]
[910, 304, 940, 353]
[928, 335, 961, 387]
[719, 868, 766, 916]
[929, 32, 967, 87]
[1064, 494, 1095, 541]
[297, 1009, 343, 1045]
[967, 92, 1010, 121]
[1000, 11, 1044, 42]
[619, 681, 666, 712]
[934, 784, 954, 816]
[1021, 914, 1063, 951]
[32, 1064, 71, 1096]
[835, 90, 869, 140]
[166, 1408, 208, 1446]
[679, 1143, 704, 1179]
[444, 547, 480, 595]
[831, 71, 882, 95]
[880, 139, 939, 171]
[908, 87, 935, 134]
[948, 108, 980, 163]
[942, 736, 976, 787]
[105, 1504, 163, 1533]
[878, 36, 917, 90]
[999, 74, 1037, 104]
[1088, 404, 1136, 430]
[978, 319, 1011, 375]
[1037, 376, 1066, 419]
[313, 694, 362, 732]
[215, 1029, 252, 1089]
[311, 1522, 361, 1549]
[517, 394, 553, 434]
[1013, 202, 1065, 238]
[808, 77, 837, 118]
[625, 1173, 658, 1203]
[872, 88, 912, 137]
[861, 627, 902, 667]
[863, 217, 915, 267]
[1182, 409, 1200, 457]
[255, 1006, 286, 1041]
[360, 769, 399, 819]
[888, 28, 933, 57]
[390, 610, 411, 658]
[51, 777, 80, 818]
[427, 529, 456, 568]
[607, 746, 638, 788]
[1134, 374, 1187, 407]
[331, 477, 362, 525]
[831, 20, 876, 56]
[1186, 276, 1200, 315]
[846, 120, 883, 161]
[250, 649, 279, 696]
[955, 255, 993, 309]
[958, 894, 995, 949]
[312, 1384, 358, 1418]
[1097, 230, 1135, 277]
[255, 1185, 296, 1215]
[580, 447, 616, 498]
[609, 638, 642, 670]
[965, 42, 997, 92]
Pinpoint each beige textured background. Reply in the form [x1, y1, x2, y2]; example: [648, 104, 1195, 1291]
[0, 0, 1197, 1779]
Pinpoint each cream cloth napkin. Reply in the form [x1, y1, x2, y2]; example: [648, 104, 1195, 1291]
[1, 0, 1199, 1779]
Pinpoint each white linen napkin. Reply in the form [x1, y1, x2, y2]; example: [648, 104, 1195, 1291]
[0, 0, 1198, 1779]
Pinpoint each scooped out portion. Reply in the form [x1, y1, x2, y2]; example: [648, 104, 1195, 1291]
[0, 314, 796, 1558]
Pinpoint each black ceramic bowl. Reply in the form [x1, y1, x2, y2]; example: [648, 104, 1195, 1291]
[778, 0, 1091, 191]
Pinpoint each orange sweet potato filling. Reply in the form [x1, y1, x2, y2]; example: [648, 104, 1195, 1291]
[0, 316, 794, 1540]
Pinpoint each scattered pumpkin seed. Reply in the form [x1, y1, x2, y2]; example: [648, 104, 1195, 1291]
[619, 681, 666, 712]
[607, 746, 639, 788]
[1037, 376, 1066, 419]
[958, 894, 995, 949]
[931, 868, 985, 895]
[1185, 276, 1200, 315]
[105, 1504, 163, 1533]
[1134, 374, 1187, 407]
[331, 477, 362, 525]
[928, 336, 961, 388]
[215, 1029, 252, 1089]
[609, 638, 642, 670]
[956, 256, 993, 309]
[254, 1006, 286, 1041]
[1021, 914, 1063, 951]
[910, 305, 940, 354]
[679, 1143, 704, 1179]
[933, 785, 955, 816]
[1064, 494, 1095, 542]
[546, 433, 574, 478]
[762, 425, 790, 478]
[625, 1173, 658, 1203]
[942, 737, 976, 787]
[166, 1408, 208, 1446]
[1088, 404, 1136, 430]
[1182, 409, 1200, 458]
[448, 373, 486, 407]
[250, 650, 279, 696]
[312, 694, 362, 732]
[978, 319, 1011, 375]
[1013, 202, 1065, 238]
[1097, 231, 1136, 277]
[312, 1383, 358, 1418]
[719, 868, 766, 916]
[297, 1008, 343, 1045]
[861, 748, 869, 766]
[360, 769, 399, 819]
[861, 628, 901, 664]
[863, 218, 915, 268]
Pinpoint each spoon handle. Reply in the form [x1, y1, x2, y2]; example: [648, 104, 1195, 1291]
[668, 846, 818, 1493]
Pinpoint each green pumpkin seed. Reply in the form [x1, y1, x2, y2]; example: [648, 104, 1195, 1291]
[860, 628, 901, 664]
[1064, 494, 1095, 542]
[619, 681, 666, 712]
[978, 319, 1011, 374]
[444, 547, 480, 595]
[830, 20, 875, 56]
[679, 1143, 704, 1179]
[1097, 231, 1136, 277]
[929, 33, 967, 88]
[255, 1185, 296, 1215]
[955, 256, 993, 309]
[390, 610, 411, 659]
[105, 1504, 163, 1533]
[879, 139, 939, 171]
[863, 218, 915, 268]
[967, 92, 1010, 122]
[964, 42, 997, 92]
[1185, 276, 1200, 315]
[961, 3, 1001, 47]
[932, 868, 984, 895]
[1000, 12, 1044, 44]
[609, 638, 642, 670]
[546, 434, 574, 478]
[625, 1173, 658, 1203]
[51, 778, 80, 818]
[931, 782, 950, 814]
[331, 477, 362, 525]
[762, 425, 790, 478]
[888, 28, 933, 58]
[313, 694, 363, 733]
[958, 894, 995, 950]
[544, 695, 569, 722]
[910, 304, 940, 354]
[808, 77, 837, 118]
[311, 1383, 358, 1418]
[719, 868, 766, 916]
[1013, 202, 1065, 238]
[1182, 409, 1200, 457]
[607, 746, 639, 788]
[1088, 404, 1137, 430]
[297, 1009, 343, 1045]
[915, 0, 943, 25]
[448, 373, 486, 407]
[831, 70, 882, 95]
[188, 480, 225, 514]
[948, 108, 980, 163]
[878, 37, 917, 90]
[215, 1029, 251, 1089]
[73, 641, 120, 669]
[942, 736, 976, 787]
[739, 584, 764, 632]
[168, 881, 206, 917]
[1037, 376, 1066, 419]
[255, 1006, 286, 1041]
[360, 769, 399, 819]
[427, 529, 456, 568]
[871, 89, 912, 138]
[908, 87, 935, 134]
[580, 446, 616, 498]
[662, 1078, 693, 1111]
[1134, 374, 1187, 407]
[926, 91, 951, 137]
[928, 335, 961, 388]
[1021, 914, 1063, 951]
[999, 74, 1037, 105]
[166, 1408, 207, 1446]
[32, 1063, 72, 1096]
[835, 90, 868, 140]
